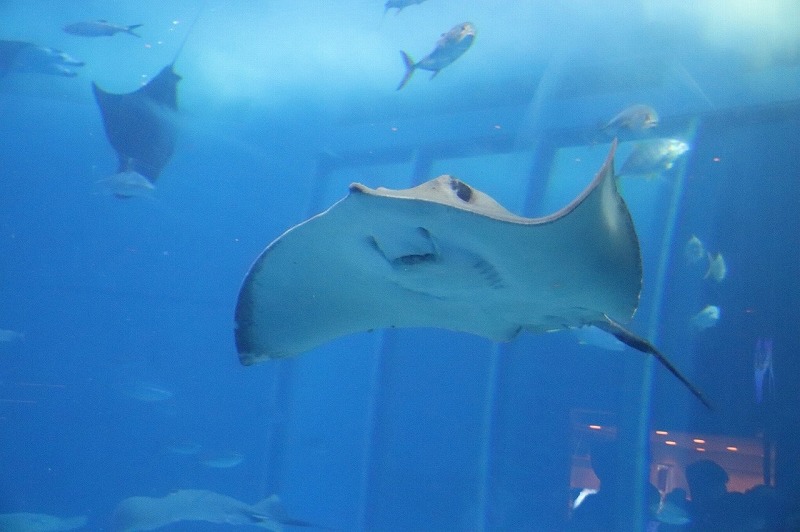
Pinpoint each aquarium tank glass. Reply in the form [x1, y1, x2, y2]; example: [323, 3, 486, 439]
[1, 1, 798, 530]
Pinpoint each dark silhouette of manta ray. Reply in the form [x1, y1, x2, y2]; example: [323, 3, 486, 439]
[92, 64, 181, 184]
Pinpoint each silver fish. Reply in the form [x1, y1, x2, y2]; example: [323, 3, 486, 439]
[571, 325, 625, 352]
[692, 305, 720, 331]
[124, 381, 173, 402]
[684, 235, 705, 264]
[385, 0, 427, 14]
[396, 22, 476, 90]
[63, 20, 142, 38]
[619, 138, 689, 176]
[705, 252, 726, 282]
[96, 171, 156, 199]
[601, 104, 659, 132]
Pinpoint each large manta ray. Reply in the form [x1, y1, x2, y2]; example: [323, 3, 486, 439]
[111, 490, 315, 531]
[92, 64, 180, 189]
[234, 141, 710, 407]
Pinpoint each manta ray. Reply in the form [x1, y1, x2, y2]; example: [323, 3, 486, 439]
[234, 141, 710, 407]
[92, 64, 181, 197]
[0, 40, 84, 77]
[111, 489, 313, 531]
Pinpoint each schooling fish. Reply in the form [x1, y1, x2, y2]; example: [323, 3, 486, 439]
[396, 22, 475, 90]
[385, 0, 427, 14]
[63, 20, 143, 38]
[601, 104, 659, 133]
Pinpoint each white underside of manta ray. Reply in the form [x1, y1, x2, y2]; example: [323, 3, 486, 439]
[235, 140, 710, 408]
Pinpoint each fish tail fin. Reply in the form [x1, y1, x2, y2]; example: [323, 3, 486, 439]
[595, 315, 713, 409]
[126, 24, 143, 37]
[396, 51, 415, 90]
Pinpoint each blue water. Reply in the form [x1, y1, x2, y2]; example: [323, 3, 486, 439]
[1, 1, 799, 530]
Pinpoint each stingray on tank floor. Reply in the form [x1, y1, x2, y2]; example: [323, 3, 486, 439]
[234, 140, 710, 408]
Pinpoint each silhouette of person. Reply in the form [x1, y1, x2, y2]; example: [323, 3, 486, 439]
[684, 459, 756, 530]
[570, 441, 659, 530]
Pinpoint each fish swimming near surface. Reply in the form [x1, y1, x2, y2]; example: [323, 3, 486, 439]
[0, 512, 87, 531]
[0, 40, 84, 77]
[704, 252, 726, 282]
[385, 0, 428, 14]
[601, 104, 659, 133]
[234, 140, 711, 408]
[92, 64, 181, 195]
[111, 490, 315, 531]
[396, 22, 475, 90]
[63, 20, 143, 38]
[619, 138, 690, 177]
[692, 305, 720, 331]
[684, 235, 705, 264]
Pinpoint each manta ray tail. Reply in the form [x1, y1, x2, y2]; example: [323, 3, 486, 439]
[396, 51, 415, 90]
[596, 315, 712, 409]
[169, 1, 208, 66]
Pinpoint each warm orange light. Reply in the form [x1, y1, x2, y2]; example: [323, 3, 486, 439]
[696, 447, 706, 452]
[588, 425, 602, 430]
[655, 430, 669, 435]
[693, 439, 706, 444]
[665, 440, 677, 446]
[726, 446, 738, 452]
